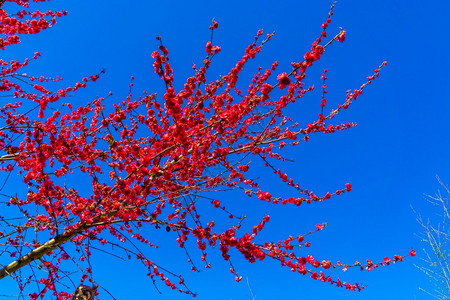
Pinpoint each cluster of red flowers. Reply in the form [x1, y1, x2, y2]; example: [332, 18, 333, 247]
[0, 1, 414, 299]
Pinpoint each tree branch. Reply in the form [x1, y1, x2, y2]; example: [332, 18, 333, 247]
[0, 225, 86, 280]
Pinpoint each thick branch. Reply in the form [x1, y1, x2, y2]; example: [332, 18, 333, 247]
[0, 225, 86, 280]
[0, 153, 19, 161]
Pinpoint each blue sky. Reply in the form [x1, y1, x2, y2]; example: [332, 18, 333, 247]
[1, 0, 450, 299]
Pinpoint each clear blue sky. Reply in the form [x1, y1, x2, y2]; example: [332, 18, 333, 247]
[1, 0, 450, 299]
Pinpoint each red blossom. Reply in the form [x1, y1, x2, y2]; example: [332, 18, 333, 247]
[211, 200, 221, 208]
[209, 19, 219, 29]
[336, 29, 346, 42]
[277, 72, 291, 89]
[345, 183, 352, 192]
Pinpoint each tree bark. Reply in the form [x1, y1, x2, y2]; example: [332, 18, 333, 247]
[0, 226, 86, 280]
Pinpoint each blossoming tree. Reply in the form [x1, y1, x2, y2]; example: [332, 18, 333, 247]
[0, 0, 415, 299]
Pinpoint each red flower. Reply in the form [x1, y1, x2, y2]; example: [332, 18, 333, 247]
[257, 191, 272, 202]
[260, 83, 272, 96]
[205, 41, 212, 54]
[409, 250, 416, 256]
[345, 183, 352, 192]
[277, 72, 291, 89]
[313, 45, 325, 60]
[321, 260, 331, 269]
[209, 20, 219, 30]
[394, 255, 403, 262]
[336, 29, 346, 42]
